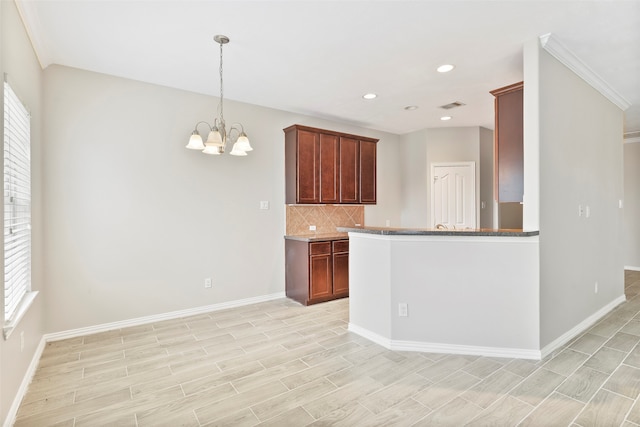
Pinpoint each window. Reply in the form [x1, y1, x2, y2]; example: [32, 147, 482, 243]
[3, 79, 32, 329]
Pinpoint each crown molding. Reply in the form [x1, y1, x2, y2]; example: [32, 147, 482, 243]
[624, 131, 640, 144]
[14, 0, 52, 69]
[539, 33, 631, 111]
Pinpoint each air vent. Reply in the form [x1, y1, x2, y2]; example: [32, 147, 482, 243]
[439, 101, 466, 110]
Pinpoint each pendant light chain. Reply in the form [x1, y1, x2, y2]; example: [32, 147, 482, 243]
[219, 39, 224, 124]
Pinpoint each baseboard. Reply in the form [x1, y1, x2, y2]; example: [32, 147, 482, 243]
[44, 292, 285, 342]
[348, 323, 392, 348]
[3, 336, 46, 427]
[391, 340, 541, 360]
[625, 266, 640, 272]
[348, 323, 541, 360]
[540, 294, 626, 359]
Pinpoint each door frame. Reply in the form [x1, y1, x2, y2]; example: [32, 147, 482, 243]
[430, 161, 477, 229]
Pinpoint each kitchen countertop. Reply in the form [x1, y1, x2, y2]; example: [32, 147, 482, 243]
[337, 226, 539, 237]
[284, 232, 349, 242]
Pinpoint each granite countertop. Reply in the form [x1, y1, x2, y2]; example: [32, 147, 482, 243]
[284, 232, 349, 242]
[336, 226, 539, 237]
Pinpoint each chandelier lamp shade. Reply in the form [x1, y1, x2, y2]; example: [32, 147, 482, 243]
[186, 35, 253, 156]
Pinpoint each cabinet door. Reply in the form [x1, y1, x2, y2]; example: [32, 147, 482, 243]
[297, 130, 320, 204]
[339, 137, 359, 203]
[492, 83, 523, 203]
[320, 133, 339, 204]
[310, 254, 332, 300]
[359, 140, 377, 204]
[332, 240, 349, 297]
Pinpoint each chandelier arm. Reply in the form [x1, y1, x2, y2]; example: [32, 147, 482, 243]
[193, 121, 213, 133]
[228, 123, 245, 141]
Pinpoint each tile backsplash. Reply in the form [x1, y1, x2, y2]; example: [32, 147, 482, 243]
[286, 205, 364, 235]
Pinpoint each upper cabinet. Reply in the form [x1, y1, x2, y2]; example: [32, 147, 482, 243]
[490, 82, 524, 203]
[284, 125, 378, 205]
[359, 139, 377, 204]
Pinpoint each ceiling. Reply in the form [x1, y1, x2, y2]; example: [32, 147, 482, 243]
[16, 0, 640, 136]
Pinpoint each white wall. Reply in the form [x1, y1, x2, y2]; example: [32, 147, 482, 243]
[530, 43, 625, 348]
[1, 1, 46, 424]
[625, 141, 640, 269]
[398, 129, 428, 228]
[364, 130, 403, 228]
[42, 65, 401, 333]
[398, 127, 491, 228]
[348, 233, 540, 356]
[523, 40, 540, 232]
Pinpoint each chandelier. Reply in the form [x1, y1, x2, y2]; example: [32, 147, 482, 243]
[186, 35, 253, 156]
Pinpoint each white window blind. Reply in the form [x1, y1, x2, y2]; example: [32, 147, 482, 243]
[3, 80, 31, 322]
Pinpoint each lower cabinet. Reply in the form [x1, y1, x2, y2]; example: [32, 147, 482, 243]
[285, 238, 349, 305]
[331, 240, 349, 297]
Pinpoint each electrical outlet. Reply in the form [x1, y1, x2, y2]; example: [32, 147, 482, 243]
[309, 225, 316, 231]
[259, 201, 269, 210]
[398, 303, 408, 317]
[578, 205, 584, 217]
[204, 278, 212, 288]
[20, 331, 24, 352]
[385, 219, 391, 227]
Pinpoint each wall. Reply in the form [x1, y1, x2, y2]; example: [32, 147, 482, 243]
[363, 129, 403, 228]
[348, 233, 540, 356]
[398, 129, 428, 228]
[398, 127, 490, 228]
[529, 42, 625, 349]
[625, 141, 640, 269]
[42, 65, 401, 333]
[1, 1, 46, 424]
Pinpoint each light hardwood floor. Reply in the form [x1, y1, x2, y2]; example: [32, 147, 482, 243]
[14, 270, 640, 426]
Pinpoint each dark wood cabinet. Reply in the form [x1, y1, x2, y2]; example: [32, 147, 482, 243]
[320, 134, 339, 204]
[490, 82, 524, 203]
[332, 240, 349, 297]
[309, 242, 332, 300]
[339, 137, 359, 203]
[291, 129, 320, 204]
[285, 125, 377, 205]
[359, 140, 377, 204]
[285, 238, 349, 305]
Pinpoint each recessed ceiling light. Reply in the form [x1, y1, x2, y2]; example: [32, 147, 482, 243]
[404, 105, 418, 111]
[440, 116, 452, 121]
[363, 93, 377, 100]
[437, 64, 455, 73]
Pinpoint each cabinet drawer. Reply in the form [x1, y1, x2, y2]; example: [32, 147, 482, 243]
[332, 240, 349, 253]
[309, 242, 331, 255]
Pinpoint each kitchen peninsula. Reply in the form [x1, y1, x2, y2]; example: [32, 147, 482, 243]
[337, 226, 542, 359]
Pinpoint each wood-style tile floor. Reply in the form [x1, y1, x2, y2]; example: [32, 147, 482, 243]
[14, 270, 640, 426]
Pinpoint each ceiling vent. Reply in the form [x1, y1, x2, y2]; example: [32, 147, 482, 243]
[439, 101, 466, 110]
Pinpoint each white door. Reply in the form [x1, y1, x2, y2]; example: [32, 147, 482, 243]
[431, 162, 476, 229]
